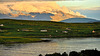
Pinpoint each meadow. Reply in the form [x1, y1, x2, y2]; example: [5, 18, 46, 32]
[0, 19, 100, 43]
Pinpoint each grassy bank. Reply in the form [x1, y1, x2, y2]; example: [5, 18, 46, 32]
[0, 36, 42, 44]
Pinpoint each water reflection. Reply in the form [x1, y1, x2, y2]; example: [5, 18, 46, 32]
[0, 38, 100, 56]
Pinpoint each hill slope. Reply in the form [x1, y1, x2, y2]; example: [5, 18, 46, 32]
[0, 19, 100, 37]
[60, 18, 99, 23]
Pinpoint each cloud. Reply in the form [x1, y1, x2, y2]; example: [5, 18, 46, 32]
[85, 7, 100, 10]
[0, 1, 86, 21]
[0, 0, 84, 2]
[0, 4, 11, 14]
[67, 6, 83, 10]
[67, 6, 100, 10]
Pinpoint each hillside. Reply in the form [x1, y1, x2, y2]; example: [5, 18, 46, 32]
[60, 18, 99, 23]
[0, 19, 100, 38]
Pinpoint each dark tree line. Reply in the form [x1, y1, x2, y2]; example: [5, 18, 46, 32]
[39, 49, 100, 56]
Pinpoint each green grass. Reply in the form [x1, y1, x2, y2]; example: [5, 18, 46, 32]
[0, 36, 42, 44]
[0, 19, 100, 38]
[0, 19, 100, 43]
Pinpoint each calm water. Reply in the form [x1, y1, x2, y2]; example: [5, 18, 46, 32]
[0, 38, 100, 56]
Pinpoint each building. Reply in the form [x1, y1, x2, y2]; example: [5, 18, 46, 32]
[56, 30, 58, 32]
[62, 31, 68, 33]
[17, 29, 20, 32]
[92, 30, 95, 33]
[22, 29, 30, 31]
[66, 28, 71, 30]
[0, 24, 4, 26]
[40, 30, 47, 32]
[22, 29, 34, 32]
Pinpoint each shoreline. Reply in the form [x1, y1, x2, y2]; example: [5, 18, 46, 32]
[0, 39, 52, 44]
[0, 36, 52, 44]
[24, 36, 100, 38]
[0, 36, 100, 44]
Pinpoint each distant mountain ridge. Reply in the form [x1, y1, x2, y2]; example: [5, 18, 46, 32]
[60, 18, 100, 23]
[0, 13, 99, 23]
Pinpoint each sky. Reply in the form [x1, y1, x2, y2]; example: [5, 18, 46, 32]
[57, 0, 100, 10]
[0, 0, 100, 20]
[56, 0, 100, 20]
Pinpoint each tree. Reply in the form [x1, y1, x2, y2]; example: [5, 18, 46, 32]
[69, 51, 79, 56]
[39, 54, 43, 56]
[62, 52, 68, 56]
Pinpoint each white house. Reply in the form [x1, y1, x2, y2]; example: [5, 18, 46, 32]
[62, 31, 68, 33]
[56, 30, 58, 32]
[22, 29, 30, 31]
[66, 28, 71, 30]
[0, 24, 4, 26]
[17, 29, 20, 32]
[40, 30, 47, 32]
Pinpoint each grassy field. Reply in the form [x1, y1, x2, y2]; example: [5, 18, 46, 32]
[0, 19, 100, 38]
[0, 36, 42, 44]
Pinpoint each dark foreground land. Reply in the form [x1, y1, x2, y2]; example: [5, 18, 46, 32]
[0, 19, 100, 43]
[39, 49, 100, 56]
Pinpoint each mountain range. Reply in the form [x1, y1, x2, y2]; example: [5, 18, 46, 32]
[60, 18, 100, 23]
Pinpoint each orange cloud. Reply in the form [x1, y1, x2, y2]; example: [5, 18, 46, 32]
[0, 1, 86, 21]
